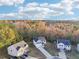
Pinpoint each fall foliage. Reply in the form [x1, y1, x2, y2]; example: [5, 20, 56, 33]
[0, 24, 22, 48]
[0, 20, 79, 45]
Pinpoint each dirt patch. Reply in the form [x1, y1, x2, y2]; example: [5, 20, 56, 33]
[0, 47, 8, 59]
[29, 43, 46, 59]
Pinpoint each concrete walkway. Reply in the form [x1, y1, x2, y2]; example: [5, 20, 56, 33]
[33, 40, 54, 59]
[25, 56, 38, 59]
[58, 50, 67, 59]
[37, 47, 52, 58]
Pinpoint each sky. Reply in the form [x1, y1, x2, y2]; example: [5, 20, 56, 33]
[0, 0, 79, 20]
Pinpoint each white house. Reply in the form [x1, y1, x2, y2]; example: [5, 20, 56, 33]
[33, 37, 62, 59]
[7, 41, 39, 59]
[33, 37, 46, 48]
[57, 39, 71, 51]
[7, 41, 29, 57]
[77, 44, 79, 52]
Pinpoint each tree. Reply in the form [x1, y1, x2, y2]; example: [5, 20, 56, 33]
[0, 24, 22, 48]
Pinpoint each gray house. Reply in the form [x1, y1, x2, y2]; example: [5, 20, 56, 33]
[57, 39, 71, 51]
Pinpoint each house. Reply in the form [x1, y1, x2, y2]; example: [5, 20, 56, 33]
[33, 36, 46, 48]
[77, 44, 79, 52]
[33, 37, 62, 59]
[7, 41, 29, 57]
[7, 41, 38, 59]
[57, 39, 71, 51]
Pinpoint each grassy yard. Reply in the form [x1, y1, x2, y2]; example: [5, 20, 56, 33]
[66, 46, 79, 59]
[45, 42, 79, 59]
[0, 47, 8, 59]
[0, 42, 79, 59]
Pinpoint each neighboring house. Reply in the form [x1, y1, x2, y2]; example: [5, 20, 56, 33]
[57, 39, 71, 51]
[33, 37, 46, 48]
[7, 41, 29, 57]
[77, 44, 79, 52]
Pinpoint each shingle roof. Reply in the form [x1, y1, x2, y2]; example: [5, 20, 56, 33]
[33, 37, 46, 42]
[12, 41, 28, 48]
[57, 39, 71, 45]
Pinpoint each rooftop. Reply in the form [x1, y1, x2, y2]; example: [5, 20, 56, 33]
[57, 39, 71, 45]
[10, 41, 28, 48]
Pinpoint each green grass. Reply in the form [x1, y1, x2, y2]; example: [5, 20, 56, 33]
[46, 42, 79, 59]
[0, 47, 8, 59]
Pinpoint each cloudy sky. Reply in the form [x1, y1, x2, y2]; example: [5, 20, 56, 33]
[0, 0, 79, 20]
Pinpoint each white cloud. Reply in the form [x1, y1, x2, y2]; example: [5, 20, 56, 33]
[74, 0, 79, 2]
[0, 12, 24, 20]
[20, 2, 65, 20]
[49, 3, 63, 9]
[40, 3, 49, 7]
[24, 0, 78, 17]
[0, 0, 24, 6]
[76, 5, 79, 9]
[0, 13, 17, 20]
[26, 2, 39, 7]
[0, 0, 79, 20]
[61, 0, 74, 15]
[0, 13, 16, 18]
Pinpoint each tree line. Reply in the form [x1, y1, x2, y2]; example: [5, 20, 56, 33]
[0, 20, 79, 48]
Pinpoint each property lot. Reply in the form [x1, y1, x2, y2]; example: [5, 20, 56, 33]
[0, 42, 79, 59]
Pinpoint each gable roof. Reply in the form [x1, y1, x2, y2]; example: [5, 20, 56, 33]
[57, 39, 71, 45]
[33, 36, 46, 42]
[9, 41, 28, 49]
[33, 37, 38, 42]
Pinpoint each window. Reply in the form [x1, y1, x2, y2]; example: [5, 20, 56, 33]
[16, 46, 20, 51]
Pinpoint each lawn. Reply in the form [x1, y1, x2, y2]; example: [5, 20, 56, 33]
[0, 42, 79, 59]
[45, 42, 79, 59]
[26, 42, 79, 59]
[0, 47, 8, 59]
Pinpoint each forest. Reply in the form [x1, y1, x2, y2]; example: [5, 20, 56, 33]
[0, 20, 79, 48]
